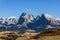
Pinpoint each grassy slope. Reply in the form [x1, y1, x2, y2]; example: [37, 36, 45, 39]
[16, 37, 29, 40]
[16, 35, 60, 40]
[0, 29, 59, 40]
[37, 35, 60, 40]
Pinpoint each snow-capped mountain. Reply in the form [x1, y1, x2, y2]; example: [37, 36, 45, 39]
[41, 14, 55, 20]
[0, 12, 60, 32]
[0, 16, 18, 25]
[7, 16, 18, 25]
[18, 12, 35, 25]
[27, 13, 60, 32]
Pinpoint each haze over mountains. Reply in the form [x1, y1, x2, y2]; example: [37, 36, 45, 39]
[0, 12, 60, 32]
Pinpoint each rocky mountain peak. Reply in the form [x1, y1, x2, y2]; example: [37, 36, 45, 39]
[41, 14, 55, 21]
[0, 13, 60, 32]
[36, 16, 41, 20]
[18, 12, 35, 24]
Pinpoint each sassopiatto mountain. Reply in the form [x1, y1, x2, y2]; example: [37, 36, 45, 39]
[0, 12, 60, 32]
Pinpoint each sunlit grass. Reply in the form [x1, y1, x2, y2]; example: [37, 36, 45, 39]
[37, 35, 60, 40]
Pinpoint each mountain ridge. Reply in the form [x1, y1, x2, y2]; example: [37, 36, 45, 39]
[0, 12, 60, 32]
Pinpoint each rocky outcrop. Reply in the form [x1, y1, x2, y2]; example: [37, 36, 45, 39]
[18, 12, 35, 25]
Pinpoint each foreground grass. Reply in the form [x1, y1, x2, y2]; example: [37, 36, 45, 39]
[16, 35, 60, 40]
[0, 29, 60, 40]
[37, 35, 60, 40]
[16, 37, 29, 40]
[0, 34, 60, 40]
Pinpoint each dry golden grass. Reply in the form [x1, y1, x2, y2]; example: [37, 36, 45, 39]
[37, 35, 60, 40]
[0, 29, 60, 40]
[16, 35, 60, 40]
[16, 37, 29, 40]
[29, 29, 60, 40]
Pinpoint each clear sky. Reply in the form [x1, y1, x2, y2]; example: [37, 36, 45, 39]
[0, 0, 60, 18]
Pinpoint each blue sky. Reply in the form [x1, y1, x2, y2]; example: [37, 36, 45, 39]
[0, 0, 60, 18]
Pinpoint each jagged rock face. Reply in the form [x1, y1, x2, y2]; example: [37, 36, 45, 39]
[34, 14, 55, 25]
[18, 12, 35, 25]
[35, 16, 41, 26]
[40, 14, 55, 25]
[33, 14, 56, 26]
[27, 14, 58, 32]
[0, 13, 60, 32]
[41, 14, 55, 20]
[36, 16, 41, 21]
